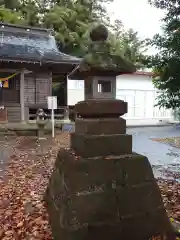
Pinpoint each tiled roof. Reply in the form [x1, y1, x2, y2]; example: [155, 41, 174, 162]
[0, 23, 80, 64]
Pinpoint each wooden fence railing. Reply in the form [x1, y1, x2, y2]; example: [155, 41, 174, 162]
[28, 106, 71, 120]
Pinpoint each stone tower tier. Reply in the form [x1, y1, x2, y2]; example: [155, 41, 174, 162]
[75, 118, 126, 135]
[75, 99, 127, 118]
[71, 133, 132, 157]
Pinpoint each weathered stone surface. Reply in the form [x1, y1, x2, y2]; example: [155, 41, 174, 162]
[115, 153, 155, 186]
[45, 149, 120, 239]
[71, 133, 132, 157]
[119, 208, 174, 240]
[75, 99, 127, 118]
[117, 182, 164, 216]
[75, 117, 126, 134]
[54, 149, 123, 193]
[45, 149, 175, 240]
[0, 108, 7, 122]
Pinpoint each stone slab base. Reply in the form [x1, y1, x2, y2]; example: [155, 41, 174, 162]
[45, 149, 175, 240]
[75, 117, 126, 135]
[71, 133, 132, 157]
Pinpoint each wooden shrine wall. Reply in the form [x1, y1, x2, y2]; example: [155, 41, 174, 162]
[24, 73, 52, 105]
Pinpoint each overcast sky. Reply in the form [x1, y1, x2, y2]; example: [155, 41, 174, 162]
[107, 0, 165, 41]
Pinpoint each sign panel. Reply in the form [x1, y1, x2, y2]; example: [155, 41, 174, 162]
[47, 96, 57, 110]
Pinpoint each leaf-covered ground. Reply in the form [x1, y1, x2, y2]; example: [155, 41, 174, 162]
[0, 133, 179, 239]
[0, 133, 70, 239]
[152, 136, 180, 180]
[152, 136, 180, 149]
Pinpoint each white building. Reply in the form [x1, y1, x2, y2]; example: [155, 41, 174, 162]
[67, 71, 173, 125]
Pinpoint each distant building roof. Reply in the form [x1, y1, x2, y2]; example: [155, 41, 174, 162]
[133, 71, 153, 76]
[120, 70, 153, 77]
[0, 22, 80, 65]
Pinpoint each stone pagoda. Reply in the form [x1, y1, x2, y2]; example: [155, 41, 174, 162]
[45, 25, 175, 240]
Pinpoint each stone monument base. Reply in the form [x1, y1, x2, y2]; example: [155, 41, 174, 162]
[45, 149, 175, 240]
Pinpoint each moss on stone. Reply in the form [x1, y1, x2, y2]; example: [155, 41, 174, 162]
[79, 40, 135, 73]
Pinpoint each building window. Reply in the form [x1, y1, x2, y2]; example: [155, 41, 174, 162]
[76, 80, 84, 89]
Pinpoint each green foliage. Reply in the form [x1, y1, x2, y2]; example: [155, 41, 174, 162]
[120, 29, 148, 67]
[43, 3, 92, 55]
[0, 0, 20, 10]
[0, 0, 147, 62]
[148, 0, 180, 109]
[0, 0, 148, 105]
[80, 38, 136, 73]
[110, 21, 148, 68]
[0, 0, 147, 70]
[0, 7, 23, 24]
[20, 1, 41, 26]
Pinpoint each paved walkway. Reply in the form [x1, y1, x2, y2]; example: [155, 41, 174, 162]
[64, 124, 180, 165]
[127, 126, 180, 164]
[127, 126, 180, 179]
[63, 124, 180, 178]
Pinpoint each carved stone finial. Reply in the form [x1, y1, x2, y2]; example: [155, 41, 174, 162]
[90, 24, 108, 42]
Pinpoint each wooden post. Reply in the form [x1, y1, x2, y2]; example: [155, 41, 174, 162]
[20, 69, 25, 122]
[84, 77, 93, 100]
